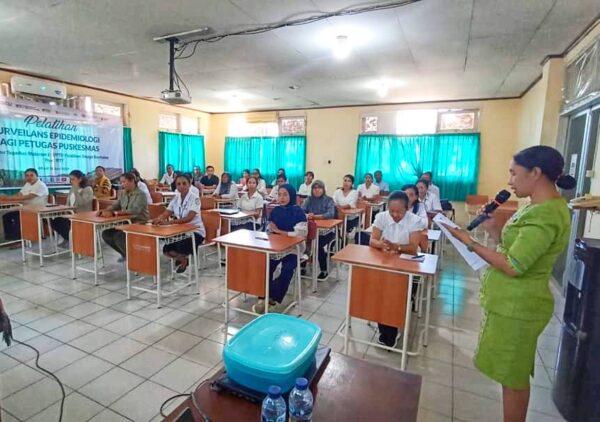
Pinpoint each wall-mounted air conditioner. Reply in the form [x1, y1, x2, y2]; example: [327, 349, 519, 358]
[10, 75, 67, 99]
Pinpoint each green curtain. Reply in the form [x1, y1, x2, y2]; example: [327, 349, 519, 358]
[123, 127, 134, 171]
[354, 133, 480, 201]
[224, 136, 306, 188]
[158, 131, 205, 177]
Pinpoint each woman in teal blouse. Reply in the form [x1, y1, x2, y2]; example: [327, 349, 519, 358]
[446, 146, 576, 422]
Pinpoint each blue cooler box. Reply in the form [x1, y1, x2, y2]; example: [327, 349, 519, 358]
[223, 313, 322, 393]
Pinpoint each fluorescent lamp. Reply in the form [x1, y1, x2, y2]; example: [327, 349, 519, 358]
[333, 35, 351, 60]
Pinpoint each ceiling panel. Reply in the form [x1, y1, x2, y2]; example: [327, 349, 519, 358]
[0, 0, 597, 111]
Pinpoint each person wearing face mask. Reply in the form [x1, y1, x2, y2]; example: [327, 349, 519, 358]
[0, 168, 48, 241]
[416, 179, 442, 212]
[444, 146, 575, 422]
[152, 174, 206, 273]
[369, 190, 428, 348]
[98, 172, 149, 262]
[50, 170, 94, 248]
[302, 180, 336, 280]
[253, 184, 307, 314]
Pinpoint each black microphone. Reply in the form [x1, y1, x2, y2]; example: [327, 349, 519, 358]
[466, 190, 511, 231]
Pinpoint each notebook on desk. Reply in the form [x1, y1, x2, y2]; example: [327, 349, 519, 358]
[219, 208, 240, 215]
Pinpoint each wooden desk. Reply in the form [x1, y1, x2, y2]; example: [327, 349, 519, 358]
[159, 191, 177, 204]
[200, 196, 215, 210]
[358, 199, 386, 228]
[19, 205, 75, 267]
[68, 211, 131, 285]
[164, 352, 422, 422]
[333, 244, 438, 369]
[207, 209, 256, 237]
[213, 197, 237, 209]
[0, 202, 23, 247]
[117, 223, 200, 308]
[336, 207, 365, 248]
[309, 219, 343, 292]
[213, 229, 304, 320]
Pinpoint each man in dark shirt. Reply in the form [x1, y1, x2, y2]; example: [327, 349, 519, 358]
[200, 165, 219, 193]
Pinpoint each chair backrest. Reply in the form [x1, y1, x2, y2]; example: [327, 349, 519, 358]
[150, 191, 162, 204]
[47, 194, 56, 205]
[419, 230, 429, 252]
[55, 193, 67, 205]
[92, 198, 99, 211]
[148, 204, 166, 219]
[466, 195, 489, 206]
[109, 188, 117, 199]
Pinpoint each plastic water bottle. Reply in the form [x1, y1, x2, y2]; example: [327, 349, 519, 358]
[261, 385, 287, 422]
[288, 378, 313, 421]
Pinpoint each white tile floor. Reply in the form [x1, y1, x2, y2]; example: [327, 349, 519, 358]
[0, 239, 567, 421]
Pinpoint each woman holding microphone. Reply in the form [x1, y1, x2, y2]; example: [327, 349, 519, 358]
[444, 146, 575, 422]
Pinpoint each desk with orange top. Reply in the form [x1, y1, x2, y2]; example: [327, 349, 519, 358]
[358, 199, 386, 228]
[332, 244, 438, 370]
[19, 205, 75, 266]
[117, 223, 200, 308]
[213, 229, 304, 322]
[68, 211, 132, 285]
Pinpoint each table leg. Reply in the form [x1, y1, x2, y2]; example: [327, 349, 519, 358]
[93, 225, 98, 286]
[37, 214, 43, 267]
[126, 233, 131, 299]
[192, 234, 199, 294]
[21, 238, 25, 262]
[296, 245, 302, 315]
[71, 228, 76, 280]
[424, 275, 432, 347]
[224, 245, 229, 327]
[335, 225, 340, 280]
[312, 229, 318, 293]
[343, 265, 353, 354]
[401, 274, 414, 370]
[156, 237, 162, 308]
[264, 253, 270, 314]
[342, 216, 348, 248]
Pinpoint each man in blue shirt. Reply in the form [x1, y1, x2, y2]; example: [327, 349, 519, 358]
[374, 170, 390, 194]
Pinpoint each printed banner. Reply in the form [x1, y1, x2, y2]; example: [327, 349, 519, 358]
[0, 96, 123, 188]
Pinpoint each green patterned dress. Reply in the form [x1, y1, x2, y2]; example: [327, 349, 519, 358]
[475, 197, 571, 389]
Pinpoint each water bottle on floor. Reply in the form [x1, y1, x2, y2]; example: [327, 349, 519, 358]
[288, 377, 313, 421]
[261, 385, 286, 422]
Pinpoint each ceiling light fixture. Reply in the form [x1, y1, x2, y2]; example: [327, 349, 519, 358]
[333, 35, 351, 60]
[377, 82, 389, 98]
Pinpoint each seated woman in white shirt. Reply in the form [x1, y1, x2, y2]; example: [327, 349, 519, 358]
[131, 168, 153, 205]
[332, 174, 360, 235]
[357, 173, 381, 201]
[152, 174, 205, 273]
[402, 184, 428, 222]
[213, 172, 238, 200]
[297, 171, 314, 197]
[420, 171, 441, 199]
[267, 175, 287, 202]
[233, 176, 264, 231]
[370, 190, 428, 347]
[416, 179, 442, 212]
[251, 168, 268, 196]
[238, 169, 250, 190]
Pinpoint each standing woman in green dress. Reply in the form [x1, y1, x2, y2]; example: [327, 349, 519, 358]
[445, 145, 576, 422]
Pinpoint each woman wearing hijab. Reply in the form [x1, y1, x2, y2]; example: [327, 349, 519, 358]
[302, 180, 336, 280]
[253, 184, 307, 314]
[213, 172, 238, 199]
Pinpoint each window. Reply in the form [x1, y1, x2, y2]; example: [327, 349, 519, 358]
[228, 116, 279, 137]
[180, 115, 199, 134]
[396, 110, 438, 135]
[94, 101, 122, 117]
[159, 113, 178, 131]
[361, 116, 378, 133]
[437, 110, 479, 132]
[279, 117, 306, 135]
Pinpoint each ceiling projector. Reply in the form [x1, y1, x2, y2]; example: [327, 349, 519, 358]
[161, 89, 191, 105]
